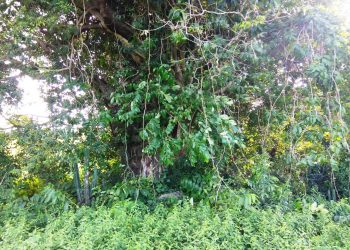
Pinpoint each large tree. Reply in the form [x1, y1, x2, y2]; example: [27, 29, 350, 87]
[1, 0, 350, 200]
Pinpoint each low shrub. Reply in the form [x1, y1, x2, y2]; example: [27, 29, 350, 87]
[1, 198, 350, 249]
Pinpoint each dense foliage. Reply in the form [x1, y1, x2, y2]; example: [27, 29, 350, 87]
[2, 183, 350, 249]
[1, 0, 350, 248]
[2, 199, 350, 249]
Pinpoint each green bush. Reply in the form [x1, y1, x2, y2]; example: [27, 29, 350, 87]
[1, 199, 350, 249]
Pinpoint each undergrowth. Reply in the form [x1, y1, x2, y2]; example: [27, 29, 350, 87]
[1, 187, 350, 250]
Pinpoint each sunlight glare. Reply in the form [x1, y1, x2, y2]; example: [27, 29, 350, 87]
[331, 0, 350, 27]
[0, 76, 50, 129]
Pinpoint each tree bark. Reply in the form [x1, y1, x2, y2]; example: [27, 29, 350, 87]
[83, 168, 91, 205]
[73, 162, 82, 204]
[83, 149, 91, 205]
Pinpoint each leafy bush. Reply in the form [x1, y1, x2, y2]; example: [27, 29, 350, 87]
[1, 198, 350, 249]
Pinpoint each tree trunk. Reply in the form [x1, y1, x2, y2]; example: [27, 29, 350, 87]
[83, 149, 91, 205]
[73, 162, 82, 204]
[83, 168, 91, 205]
[126, 139, 162, 178]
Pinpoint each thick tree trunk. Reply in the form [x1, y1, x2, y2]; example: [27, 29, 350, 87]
[127, 143, 161, 178]
[141, 155, 161, 178]
[76, 1, 161, 178]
